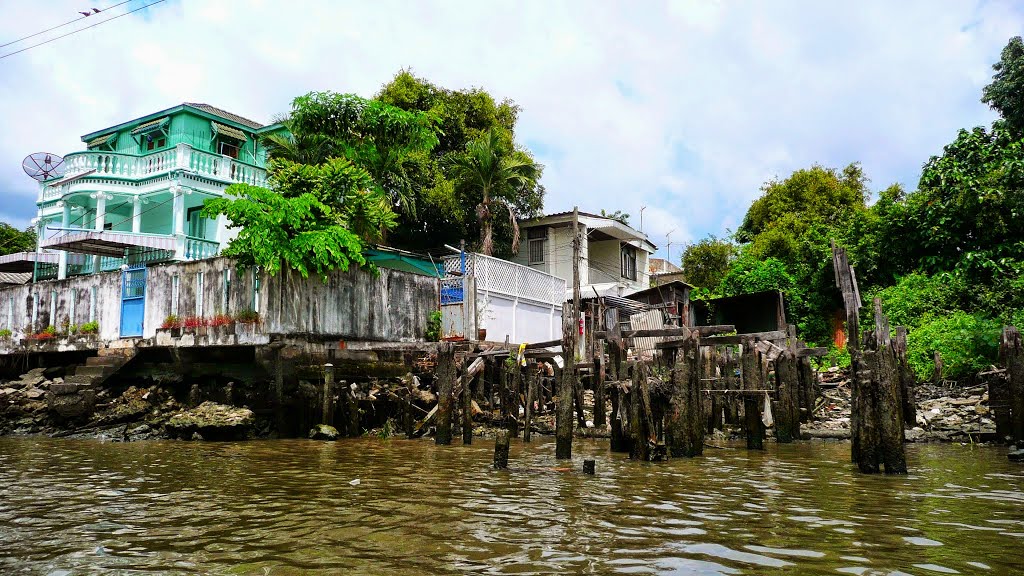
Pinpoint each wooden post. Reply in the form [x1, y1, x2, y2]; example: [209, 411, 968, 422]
[574, 368, 587, 429]
[667, 329, 703, 457]
[462, 363, 474, 445]
[435, 342, 456, 445]
[524, 362, 536, 442]
[493, 429, 510, 469]
[855, 347, 881, 473]
[404, 375, 415, 439]
[724, 347, 739, 426]
[741, 339, 764, 450]
[628, 361, 649, 461]
[894, 326, 917, 427]
[989, 373, 1012, 441]
[507, 362, 520, 437]
[594, 338, 607, 428]
[798, 354, 815, 422]
[322, 363, 334, 425]
[557, 207, 581, 460]
[346, 382, 360, 438]
[583, 459, 596, 474]
[774, 349, 799, 443]
[272, 344, 286, 435]
[1001, 326, 1024, 444]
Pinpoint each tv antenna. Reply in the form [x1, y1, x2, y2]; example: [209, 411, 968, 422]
[22, 153, 65, 181]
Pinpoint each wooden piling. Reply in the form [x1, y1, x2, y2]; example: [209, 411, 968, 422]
[774, 349, 800, 443]
[870, 299, 908, 474]
[741, 339, 765, 450]
[894, 326, 917, 427]
[404, 375, 415, 439]
[346, 382, 360, 438]
[583, 459, 596, 474]
[667, 329, 704, 457]
[322, 363, 334, 425]
[524, 362, 536, 442]
[435, 342, 456, 446]
[1001, 326, 1024, 444]
[854, 348, 880, 473]
[594, 302, 607, 428]
[493, 429, 510, 469]
[797, 355, 816, 423]
[989, 373, 1012, 440]
[556, 301, 576, 460]
[462, 363, 474, 445]
[507, 362, 520, 437]
[629, 361, 651, 461]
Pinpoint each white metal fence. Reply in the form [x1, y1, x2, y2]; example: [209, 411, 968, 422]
[441, 252, 565, 343]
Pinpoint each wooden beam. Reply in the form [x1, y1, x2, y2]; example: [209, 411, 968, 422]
[795, 347, 828, 358]
[671, 330, 787, 347]
[594, 324, 734, 339]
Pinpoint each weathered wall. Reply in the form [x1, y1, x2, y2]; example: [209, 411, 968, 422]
[0, 257, 439, 343]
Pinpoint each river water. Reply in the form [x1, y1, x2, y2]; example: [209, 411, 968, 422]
[1, 437, 1021, 575]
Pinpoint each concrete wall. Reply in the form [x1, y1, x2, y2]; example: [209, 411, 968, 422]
[0, 257, 439, 343]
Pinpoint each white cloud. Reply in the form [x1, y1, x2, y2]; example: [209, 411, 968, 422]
[0, 0, 1018, 264]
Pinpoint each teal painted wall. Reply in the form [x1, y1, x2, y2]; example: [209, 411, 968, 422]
[87, 107, 268, 167]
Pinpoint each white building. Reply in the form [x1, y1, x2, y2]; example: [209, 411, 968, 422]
[512, 211, 657, 299]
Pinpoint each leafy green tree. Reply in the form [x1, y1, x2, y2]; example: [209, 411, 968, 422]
[982, 36, 1024, 135]
[450, 128, 541, 256]
[377, 70, 545, 256]
[202, 158, 397, 279]
[0, 223, 36, 256]
[680, 235, 736, 290]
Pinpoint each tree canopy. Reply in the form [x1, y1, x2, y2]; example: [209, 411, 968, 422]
[0, 223, 36, 256]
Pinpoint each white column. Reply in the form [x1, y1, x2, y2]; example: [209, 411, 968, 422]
[171, 184, 187, 259]
[94, 193, 107, 231]
[132, 196, 142, 233]
[57, 202, 70, 279]
[175, 142, 192, 170]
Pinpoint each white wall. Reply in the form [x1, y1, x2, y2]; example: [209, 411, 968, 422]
[514, 224, 589, 287]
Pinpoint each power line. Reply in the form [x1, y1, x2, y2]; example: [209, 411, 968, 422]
[0, 0, 136, 50]
[0, 0, 167, 60]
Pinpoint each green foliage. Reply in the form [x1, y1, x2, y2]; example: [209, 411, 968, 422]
[0, 328, 11, 339]
[982, 36, 1024, 135]
[599, 209, 630, 225]
[681, 235, 736, 290]
[866, 272, 966, 330]
[815, 345, 851, 370]
[0, 222, 36, 256]
[906, 312, 1001, 381]
[425, 310, 442, 342]
[203, 183, 372, 280]
[234, 309, 260, 324]
[450, 128, 541, 255]
[377, 70, 545, 257]
[79, 321, 99, 335]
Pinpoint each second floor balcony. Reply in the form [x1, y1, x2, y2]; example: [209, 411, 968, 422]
[39, 144, 267, 202]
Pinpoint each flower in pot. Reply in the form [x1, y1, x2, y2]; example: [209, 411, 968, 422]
[79, 321, 100, 339]
[161, 314, 183, 337]
[210, 313, 235, 337]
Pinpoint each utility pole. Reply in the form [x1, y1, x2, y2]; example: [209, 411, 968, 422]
[639, 205, 646, 233]
[556, 206, 581, 459]
[665, 228, 676, 264]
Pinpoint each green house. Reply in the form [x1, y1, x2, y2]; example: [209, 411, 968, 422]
[1, 103, 286, 280]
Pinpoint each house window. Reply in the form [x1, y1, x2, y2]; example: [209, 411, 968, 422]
[89, 287, 96, 322]
[31, 293, 38, 329]
[49, 291, 56, 328]
[145, 135, 167, 151]
[527, 227, 547, 264]
[6, 297, 12, 330]
[69, 291, 76, 326]
[621, 244, 637, 281]
[218, 139, 240, 159]
[222, 268, 231, 314]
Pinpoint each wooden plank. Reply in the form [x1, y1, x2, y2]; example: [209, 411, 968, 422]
[594, 324, 734, 339]
[795, 347, 828, 358]
[665, 330, 786, 347]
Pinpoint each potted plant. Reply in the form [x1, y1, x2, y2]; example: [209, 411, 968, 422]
[183, 316, 206, 337]
[0, 328, 12, 346]
[79, 321, 100, 341]
[209, 313, 235, 337]
[160, 314, 183, 338]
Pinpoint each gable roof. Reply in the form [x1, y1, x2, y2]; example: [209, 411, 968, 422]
[184, 103, 264, 129]
[0, 272, 31, 285]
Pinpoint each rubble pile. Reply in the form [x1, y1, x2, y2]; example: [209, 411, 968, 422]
[810, 367, 999, 442]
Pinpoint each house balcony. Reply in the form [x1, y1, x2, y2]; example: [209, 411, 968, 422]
[39, 229, 220, 279]
[39, 144, 267, 203]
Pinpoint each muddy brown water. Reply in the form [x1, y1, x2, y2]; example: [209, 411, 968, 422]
[1, 437, 1021, 575]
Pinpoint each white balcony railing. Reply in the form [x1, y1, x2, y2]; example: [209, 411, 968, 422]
[40, 144, 267, 201]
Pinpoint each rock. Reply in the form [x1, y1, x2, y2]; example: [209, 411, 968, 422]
[25, 389, 44, 400]
[975, 404, 989, 415]
[309, 424, 339, 441]
[19, 375, 46, 388]
[165, 401, 254, 440]
[48, 390, 96, 419]
[1009, 449, 1024, 463]
[0, 387, 16, 396]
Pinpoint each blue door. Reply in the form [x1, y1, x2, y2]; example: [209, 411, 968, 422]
[120, 265, 146, 338]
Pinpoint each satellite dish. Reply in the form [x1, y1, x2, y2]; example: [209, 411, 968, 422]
[22, 152, 65, 182]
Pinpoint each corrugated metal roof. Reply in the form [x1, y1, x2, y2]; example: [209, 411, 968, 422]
[130, 117, 168, 135]
[86, 132, 117, 148]
[185, 103, 264, 129]
[211, 121, 248, 142]
[0, 272, 30, 285]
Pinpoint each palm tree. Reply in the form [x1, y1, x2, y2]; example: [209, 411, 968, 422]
[450, 128, 540, 256]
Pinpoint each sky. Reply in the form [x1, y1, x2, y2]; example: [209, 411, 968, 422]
[0, 0, 1019, 262]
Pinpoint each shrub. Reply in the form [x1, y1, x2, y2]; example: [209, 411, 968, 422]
[234, 309, 260, 324]
[425, 310, 442, 342]
[161, 314, 182, 330]
[867, 272, 965, 330]
[209, 314, 234, 327]
[79, 321, 99, 335]
[815, 345, 851, 370]
[0, 328, 12, 339]
[907, 312, 1001, 381]
[42, 325, 56, 336]
[183, 316, 207, 328]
